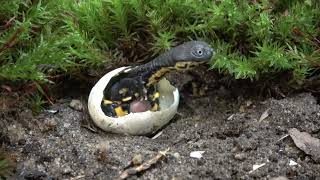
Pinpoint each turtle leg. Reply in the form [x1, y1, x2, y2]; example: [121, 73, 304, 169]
[114, 105, 129, 117]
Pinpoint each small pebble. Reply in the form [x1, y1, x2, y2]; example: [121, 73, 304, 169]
[62, 165, 72, 174]
[270, 176, 289, 180]
[132, 154, 143, 165]
[63, 123, 71, 128]
[96, 141, 110, 152]
[69, 99, 84, 111]
[234, 153, 246, 161]
[43, 118, 58, 131]
[7, 124, 26, 143]
[173, 152, 181, 159]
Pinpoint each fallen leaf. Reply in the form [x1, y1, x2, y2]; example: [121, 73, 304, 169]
[1, 85, 12, 92]
[276, 134, 289, 143]
[259, 108, 270, 122]
[249, 163, 266, 173]
[151, 131, 163, 139]
[289, 128, 320, 163]
[289, 159, 298, 166]
[190, 151, 205, 159]
[227, 114, 235, 120]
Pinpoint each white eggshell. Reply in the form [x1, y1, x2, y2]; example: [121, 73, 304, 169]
[88, 67, 179, 135]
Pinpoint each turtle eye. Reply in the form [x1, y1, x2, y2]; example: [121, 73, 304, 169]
[192, 48, 204, 57]
[192, 48, 205, 58]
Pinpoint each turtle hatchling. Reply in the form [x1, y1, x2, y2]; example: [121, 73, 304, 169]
[88, 40, 214, 135]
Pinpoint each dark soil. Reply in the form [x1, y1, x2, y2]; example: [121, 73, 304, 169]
[1, 73, 320, 179]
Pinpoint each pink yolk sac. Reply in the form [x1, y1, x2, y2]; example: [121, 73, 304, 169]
[129, 100, 152, 113]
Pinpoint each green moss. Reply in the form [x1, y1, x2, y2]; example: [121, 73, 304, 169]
[0, 0, 319, 84]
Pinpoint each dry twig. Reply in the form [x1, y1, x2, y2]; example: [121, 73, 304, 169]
[118, 148, 170, 180]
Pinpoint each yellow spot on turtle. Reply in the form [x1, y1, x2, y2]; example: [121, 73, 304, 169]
[175, 62, 201, 71]
[147, 67, 172, 87]
[151, 103, 159, 111]
[103, 99, 113, 105]
[122, 96, 132, 102]
[115, 106, 128, 117]
[119, 88, 128, 94]
[152, 92, 160, 101]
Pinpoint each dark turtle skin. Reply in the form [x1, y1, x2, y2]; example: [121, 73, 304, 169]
[101, 40, 215, 117]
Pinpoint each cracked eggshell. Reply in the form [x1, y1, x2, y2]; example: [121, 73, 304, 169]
[88, 67, 179, 135]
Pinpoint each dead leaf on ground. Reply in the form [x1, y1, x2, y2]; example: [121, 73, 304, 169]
[118, 148, 170, 180]
[288, 128, 320, 163]
[248, 162, 266, 174]
[259, 108, 270, 122]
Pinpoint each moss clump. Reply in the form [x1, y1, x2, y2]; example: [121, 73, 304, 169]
[0, 0, 319, 84]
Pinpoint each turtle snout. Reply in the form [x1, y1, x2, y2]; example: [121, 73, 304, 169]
[207, 47, 214, 56]
[203, 46, 214, 60]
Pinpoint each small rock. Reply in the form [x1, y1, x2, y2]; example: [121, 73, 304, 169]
[62, 165, 72, 174]
[96, 141, 110, 152]
[7, 124, 26, 144]
[245, 100, 253, 107]
[94, 142, 110, 162]
[270, 176, 289, 180]
[63, 123, 71, 128]
[43, 118, 58, 132]
[239, 105, 246, 113]
[194, 140, 206, 148]
[69, 99, 84, 111]
[173, 152, 181, 159]
[54, 157, 61, 167]
[19, 109, 33, 121]
[234, 153, 246, 161]
[231, 146, 241, 153]
[132, 154, 143, 165]
[171, 177, 183, 180]
[174, 133, 188, 144]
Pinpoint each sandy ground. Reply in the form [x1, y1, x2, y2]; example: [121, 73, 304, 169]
[1, 77, 320, 179]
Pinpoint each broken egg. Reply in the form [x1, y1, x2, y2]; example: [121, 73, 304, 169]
[88, 67, 179, 135]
